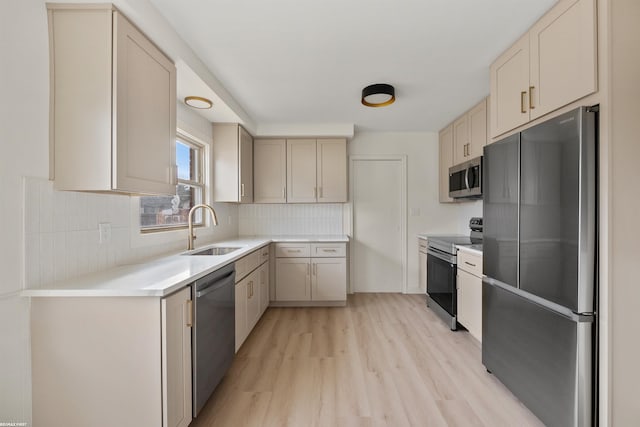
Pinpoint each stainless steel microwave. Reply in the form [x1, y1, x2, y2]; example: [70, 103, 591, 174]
[449, 156, 482, 199]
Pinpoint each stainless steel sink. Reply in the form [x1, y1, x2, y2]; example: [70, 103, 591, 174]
[184, 247, 241, 256]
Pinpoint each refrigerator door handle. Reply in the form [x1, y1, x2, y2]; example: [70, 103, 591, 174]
[483, 277, 594, 323]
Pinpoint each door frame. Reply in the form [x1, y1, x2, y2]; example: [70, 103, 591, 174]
[348, 155, 408, 294]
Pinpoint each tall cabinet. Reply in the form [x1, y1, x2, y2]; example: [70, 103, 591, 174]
[48, 4, 177, 195]
[254, 139, 287, 203]
[212, 124, 253, 203]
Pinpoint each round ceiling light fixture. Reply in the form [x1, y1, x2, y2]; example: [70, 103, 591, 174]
[361, 83, 395, 107]
[184, 96, 213, 109]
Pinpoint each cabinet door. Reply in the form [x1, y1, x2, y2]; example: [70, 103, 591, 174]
[439, 125, 454, 203]
[453, 115, 469, 165]
[161, 287, 192, 427]
[254, 139, 286, 203]
[235, 280, 247, 352]
[490, 33, 530, 137]
[312, 258, 346, 301]
[239, 126, 254, 203]
[246, 270, 261, 332]
[287, 139, 317, 203]
[259, 262, 270, 315]
[275, 258, 311, 301]
[114, 11, 176, 195]
[529, 0, 597, 120]
[457, 270, 482, 342]
[419, 249, 427, 292]
[467, 99, 487, 158]
[317, 139, 347, 202]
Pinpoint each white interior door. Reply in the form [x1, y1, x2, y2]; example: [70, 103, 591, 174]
[351, 157, 405, 293]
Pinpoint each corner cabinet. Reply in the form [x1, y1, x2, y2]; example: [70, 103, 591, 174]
[48, 5, 177, 195]
[31, 289, 193, 427]
[490, 0, 597, 137]
[212, 124, 253, 203]
[273, 242, 347, 305]
[254, 139, 287, 203]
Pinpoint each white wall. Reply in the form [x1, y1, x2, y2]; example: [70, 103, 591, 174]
[347, 132, 482, 293]
[0, 2, 238, 422]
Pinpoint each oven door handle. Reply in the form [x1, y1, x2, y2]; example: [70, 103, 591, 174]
[427, 248, 456, 264]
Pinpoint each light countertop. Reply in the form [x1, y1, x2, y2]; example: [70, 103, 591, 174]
[22, 235, 349, 298]
[456, 244, 483, 256]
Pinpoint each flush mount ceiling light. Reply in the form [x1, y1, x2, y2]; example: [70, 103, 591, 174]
[361, 83, 395, 107]
[184, 96, 213, 109]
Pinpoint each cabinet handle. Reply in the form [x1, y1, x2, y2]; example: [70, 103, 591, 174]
[282, 187, 286, 199]
[323, 249, 337, 253]
[529, 86, 535, 110]
[464, 261, 476, 267]
[319, 187, 323, 198]
[186, 300, 193, 328]
[241, 183, 245, 197]
[262, 251, 269, 257]
[520, 91, 527, 114]
[288, 249, 301, 253]
[313, 187, 317, 198]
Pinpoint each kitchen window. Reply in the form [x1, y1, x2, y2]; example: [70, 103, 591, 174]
[140, 134, 205, 232]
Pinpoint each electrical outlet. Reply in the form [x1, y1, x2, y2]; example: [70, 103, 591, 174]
[98, 222, 112, 244]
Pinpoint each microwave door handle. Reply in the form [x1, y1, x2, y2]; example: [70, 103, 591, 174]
[465, 166, 470, 190]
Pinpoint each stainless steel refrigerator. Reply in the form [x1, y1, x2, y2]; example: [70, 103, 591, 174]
[482, 106, 597, 427]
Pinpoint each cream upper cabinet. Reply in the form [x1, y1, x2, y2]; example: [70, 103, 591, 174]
[254, 139, 286, 203]
[528, 0, 597, 120]
[161, 287, 193, 427]
[316, 139, 347, 202]
[439, 125, 454, 203]
[212, 124, 253, 203]
[453, 115, 469, 165]
[490, 33, 530, 137]
[454, 98, 488, 164]
[490, 0, 597, 137]
[48, 5, 176, 195]
[287, 139, 318, 203]
[467, 99, 488, 158]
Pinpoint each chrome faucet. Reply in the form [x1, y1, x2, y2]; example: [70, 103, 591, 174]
[187, 204, 218, 250]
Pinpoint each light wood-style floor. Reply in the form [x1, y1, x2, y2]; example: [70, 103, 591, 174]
[192, 293, 543, 427]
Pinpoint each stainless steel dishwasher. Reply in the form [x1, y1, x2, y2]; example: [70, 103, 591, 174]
[192, 263, 235, 417]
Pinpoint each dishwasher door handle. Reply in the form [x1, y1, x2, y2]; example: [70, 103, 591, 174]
[196, 275, 234, 298]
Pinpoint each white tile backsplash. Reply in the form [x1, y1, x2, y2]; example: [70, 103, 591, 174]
[238, 203, 344, 236]
[23, 177, 238, 288]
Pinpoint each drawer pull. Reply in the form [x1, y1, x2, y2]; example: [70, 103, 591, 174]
[186, 300, 193, 328]
[262, 252, 269, 256]
[323, 249, 337, 252]
[464, 261, 476, 267]
[287, 249, 301, 252]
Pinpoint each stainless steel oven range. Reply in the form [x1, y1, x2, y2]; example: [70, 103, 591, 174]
[426, 218, 482, 330]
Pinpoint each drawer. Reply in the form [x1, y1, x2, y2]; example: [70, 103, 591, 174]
[275, 243, 311, 258]
[418, 238, 428, 254]
[310, 243, 346, 258]
[457, 249, 482, 277]
[259, 245, 270, 263]
[235, 249, 263, 282]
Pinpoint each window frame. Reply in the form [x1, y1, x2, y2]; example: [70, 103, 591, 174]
[139, 133, 206, 233]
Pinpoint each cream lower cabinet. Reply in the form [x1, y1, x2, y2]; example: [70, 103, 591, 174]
[32, 290, 192, 427]
[274, 243, 347, 305]
[418, 238, 428, 291]
[48, 5, 177, 195]
[490, 0, 597, 137]
[456, 249, 483, 342]
[235, 246, 270, 352]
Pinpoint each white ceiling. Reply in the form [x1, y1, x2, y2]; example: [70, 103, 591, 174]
[151, 0, 557, 133]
